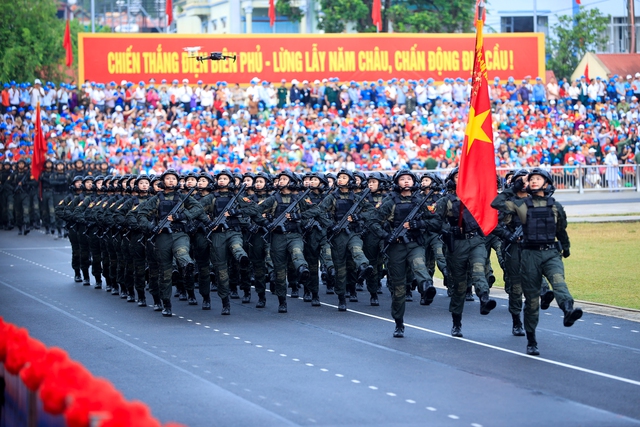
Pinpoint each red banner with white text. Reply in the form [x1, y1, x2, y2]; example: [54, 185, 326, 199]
[78, 33, 545, 85]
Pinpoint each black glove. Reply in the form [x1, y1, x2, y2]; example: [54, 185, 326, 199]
[207, 221, 217, 230]
[172, 212, 183, 221]
[248, 223, 260, 234]
[148, 223, 158, 234]
[329, 224, 341, 235]
[289, 212, 302, 221]
[350, 213, 361, 222]
[562, 249, 570, 258]
[451, 226, 463, 237]
[409, 219, 426, 230]
[227, 208, 240, 217]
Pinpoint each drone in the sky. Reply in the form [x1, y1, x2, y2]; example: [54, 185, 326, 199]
[182, 46, 237, 63]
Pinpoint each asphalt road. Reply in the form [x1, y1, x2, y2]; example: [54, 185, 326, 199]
[1, 230, 639, 427]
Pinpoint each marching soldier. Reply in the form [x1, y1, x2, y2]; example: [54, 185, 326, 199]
[190, 172, 215, 309]
[437, 168, 497, 338]
[258, 171, 313, 313]
[124, 175, 152, 306]
[11, 159, 34, 235]
[0, 160, 14, 230]
[51, 161, 69, 239]
[71, 176, 96, 286]
[135, 169, 203, 317]
[39, 159, 56, 234]
[56, 175, 84, 281]
[361, 172, 388, 306]
[370, 170, 440, 337]
[247, 172, 273, 308]
[491, 168, 583, 355]
[316, 170, 373, 311]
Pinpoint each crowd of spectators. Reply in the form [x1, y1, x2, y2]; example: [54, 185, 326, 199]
[1, 73, 640, 186]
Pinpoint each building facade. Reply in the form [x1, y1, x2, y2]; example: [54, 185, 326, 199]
[485, 0, 640, 53]
[173, 0, 321, 34]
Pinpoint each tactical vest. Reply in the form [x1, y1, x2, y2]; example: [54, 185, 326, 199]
[448, 195, 481, 234]
[157, 192, 181, 219]
[523, 197, 556, 245]
[333, 190, 355, 222]
[213, 191, 242, 229]
[390, 193, 417, 229]
[274, 192, 300, 233]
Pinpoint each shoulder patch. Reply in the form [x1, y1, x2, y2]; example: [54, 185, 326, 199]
[58, 200, 64, 205]
[305, 198, 313, 204]
[78, 201, 83, 206]
[375, 202, 381, 209]
[89, 202, 95, 208]
[132, 205, 138, 211]
[242, 197, 252, 203]
[258, 200, 264, 205]
[427, 205, 436, 213]
[109, 202, 116, 208]
[117, 203, 124, 210]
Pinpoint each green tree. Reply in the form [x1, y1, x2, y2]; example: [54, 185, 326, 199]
[317, 0, 370, 33]
[0, 0, 80, 83]
[275, 0, 304, 23]
[547, 9, 610, 80]
[388, 0, 475, 33]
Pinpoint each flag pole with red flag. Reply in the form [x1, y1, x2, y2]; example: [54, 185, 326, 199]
[166, 0, 173, 30]
[63, 19, 73, 67]
[32, 103, 46, 199]
[269, 0, 276, 28]
[372, 0, 382, 32]
[456, 3, 498, 236]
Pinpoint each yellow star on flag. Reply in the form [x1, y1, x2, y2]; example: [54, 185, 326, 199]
[464, 105, 492, 154]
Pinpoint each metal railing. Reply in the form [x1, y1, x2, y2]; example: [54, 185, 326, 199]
[365, 165, 640, 193]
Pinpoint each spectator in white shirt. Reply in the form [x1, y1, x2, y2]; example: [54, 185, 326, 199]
[30, 79, 45, 107]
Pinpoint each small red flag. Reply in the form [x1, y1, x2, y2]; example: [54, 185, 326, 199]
[576, 0, 581, 4]
[63, 19, 73, 68]
[457, 19, 498, 236]
[32, 104, 46, 198]
[372, 0, 382, 31]
[584, 63, 589, 81]
[269, 0, 276, 27]
[166, 0, 173, 26]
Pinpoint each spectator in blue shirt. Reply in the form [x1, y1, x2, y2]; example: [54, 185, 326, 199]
[532, 77, 546, 105]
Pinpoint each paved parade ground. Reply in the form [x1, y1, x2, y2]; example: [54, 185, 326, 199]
[1, 229, 639, 427]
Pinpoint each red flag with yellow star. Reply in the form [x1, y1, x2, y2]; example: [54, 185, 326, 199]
[457, 19, 497, 235]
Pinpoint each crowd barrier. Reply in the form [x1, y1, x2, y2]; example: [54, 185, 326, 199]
[0, 317, 185, 427]
[367, 166, 640, 193]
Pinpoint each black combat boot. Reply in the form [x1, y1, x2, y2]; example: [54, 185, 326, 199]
[540, 289, 555, 310]
[326, 267, 336, 294]
[561, 300, 583, 327]
[356, 282, 364, 292]
[56, 228, 63, 239]
[202, 296, 211, 310]
[393, 319, 405, 338]
[338, 295, 347, 312]
[229, 287, 239, 299]
[137, 289, 147, 307]
[526, 331, 539, 355]
[74, 269, 82, 283]
[187, 289, 198, 305]
[512, 313, 525, 336]
[111, 282, 120, 295]
[82, 269, 91, 286]
[221, 297, 231, 315]
[451, 313, 463, 337]
[465, 286, 475, 301]
[94, 277, 102, 290]
[105, 277, 112, 292]
[127, 287, 136, 302]
[23, 225, 31, 235]
[377, 280, 383, 294]
[420, 281, 437, 306]
[311, 292, 321, 307]
[152, 295, 163, 311]
[278, 296, 288, 313]
[18, 225, 24, 235]
[303, 288, 312, 302]
[357, 264, 373, 283]
[161, 300, 172, 317]
[256, 293, 266, 308]
[289, 283, 299, 298]
[241, 289, 251, 304]
[297, 265, 310, 284]
[349, 289, 358, 303]
[370, 292, 379, 307]
[479, 293, 497, 315]
[405, 285, 413, 302]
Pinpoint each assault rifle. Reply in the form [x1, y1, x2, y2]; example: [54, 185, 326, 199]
[13, 173, 28, 193]
[382, 190, 434, 254]
[205, 184, 247, 241]
[327, 188, 370, 243]
[262, 188, 311, 239]
[147, 187, 197, 243]
[504, 225, 523, 256]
